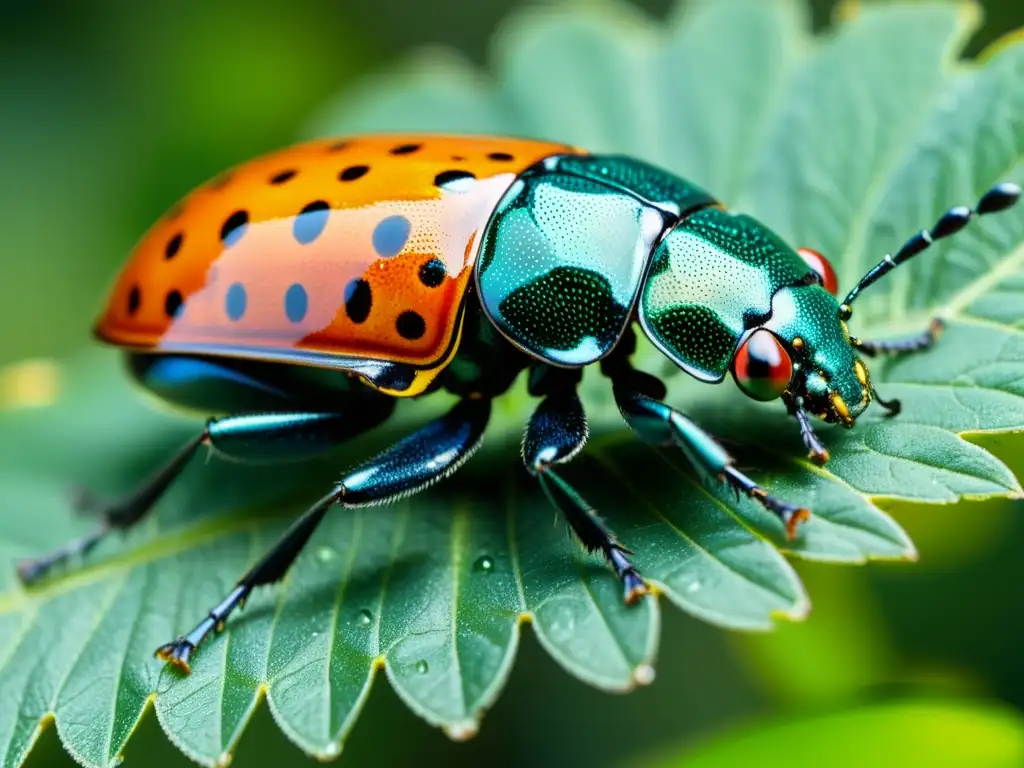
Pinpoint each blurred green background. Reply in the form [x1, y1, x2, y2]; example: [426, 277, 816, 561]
[4, 0, 1024, 766]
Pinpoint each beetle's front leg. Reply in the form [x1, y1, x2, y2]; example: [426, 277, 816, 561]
[611, 368, 810, 540]
[788, 396, 831, 465]
[850, 318, 945, 418]
[523, 371, 648, 604]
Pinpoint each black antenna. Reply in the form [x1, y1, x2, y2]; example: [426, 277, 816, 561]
[841, 182, 1021, 311]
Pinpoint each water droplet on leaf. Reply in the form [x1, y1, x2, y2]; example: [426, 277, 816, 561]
[686, 580, 701, 594]
[416, 659, 429, 674]
[473, 555, 494, 573]
[316, 546, 337, 563]
[357, 609, 373, 626]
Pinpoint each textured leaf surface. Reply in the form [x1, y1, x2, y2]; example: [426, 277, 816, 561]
[2, 1, 1023, 765]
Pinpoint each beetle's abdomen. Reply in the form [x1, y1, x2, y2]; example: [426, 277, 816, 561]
[477, 155, 716, 367]
[94, 135, 580, 395]
[639, 208, 811, 381]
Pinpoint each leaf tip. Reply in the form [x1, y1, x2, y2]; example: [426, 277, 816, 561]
[442, 719, 479, 742]
[785, 590, 813, 623]
[632, 663, 656, 687]
[976, 22, 1024, 63]
[314, 741, 343, 762]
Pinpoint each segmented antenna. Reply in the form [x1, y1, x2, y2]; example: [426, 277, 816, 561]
[841, 182, 1022, 311]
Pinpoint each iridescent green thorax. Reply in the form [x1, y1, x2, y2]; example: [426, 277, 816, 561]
[475, 152, 865, 423]
[765, 285, 870, 421]
[638, 208, 811, 381]
[476, 154, 715, 367]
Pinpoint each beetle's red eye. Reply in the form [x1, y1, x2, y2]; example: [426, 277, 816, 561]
[732, 330, 793, 402]
[798, 247, 839, 296]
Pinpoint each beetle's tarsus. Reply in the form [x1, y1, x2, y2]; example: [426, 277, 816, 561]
[609, 546, 648, 604]
[15, 524, 110, 587]
[16, 558, 50, 586]
[622, 570, 649, 605]
[792, 402, 830, 465]
[809, 447, 830, 465]
[784, 507, 811, 541]
[155, 638, 195, 674]
[872, 388, 902, 417]
[722, 466, 811, 539]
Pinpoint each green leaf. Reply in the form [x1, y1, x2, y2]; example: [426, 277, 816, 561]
[645, 698, 1024, 768]
[2, 1, 1023, 765]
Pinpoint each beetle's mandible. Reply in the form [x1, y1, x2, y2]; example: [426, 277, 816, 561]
[16, 134, 1022, 673]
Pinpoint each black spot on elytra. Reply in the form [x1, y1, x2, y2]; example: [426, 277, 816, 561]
[344, 279, 372, 324]
[328, 141, 350, 152]
[339, 165, 369, 182]
[396, 310, 426, 340]
[165, 290, 184, 319]
[488, 152, 514, 162]
[434, 170, 475, 190]
[418, 258, 446, 288]
[127, 285, 141, 316]
[270, 169, 297, 184]
[221, 210, 249, 247]
[389, 143, 422, 155]
[164, 232, 184, 260]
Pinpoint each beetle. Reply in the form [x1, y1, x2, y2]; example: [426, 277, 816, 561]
[16, 134, 1020, 673]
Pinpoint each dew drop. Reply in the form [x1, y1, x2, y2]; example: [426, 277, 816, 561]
[112, 756, 124, 768]
[415, 659, 429, 675]
[216, 752, 233, 768]
[473, 555, 494, 574]
[686, 580, 702, 595]
[316, 546, 338, 563]
[357, 609, 373, 626]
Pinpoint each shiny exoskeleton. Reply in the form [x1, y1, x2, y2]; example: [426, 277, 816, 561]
[16, 135, 1021, 674]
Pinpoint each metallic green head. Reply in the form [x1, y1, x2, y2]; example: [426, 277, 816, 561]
[762, 284, 872, 426]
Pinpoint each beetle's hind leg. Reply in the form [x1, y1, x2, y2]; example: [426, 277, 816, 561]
[16, 432, 207, 585]
[16, 404, 394, 586]
[523, 368, 647, 604]
[156, 396, 492, 673]
[608, 361, 809, 540]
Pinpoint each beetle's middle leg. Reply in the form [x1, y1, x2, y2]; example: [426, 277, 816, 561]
[523, 367, 648, 604]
